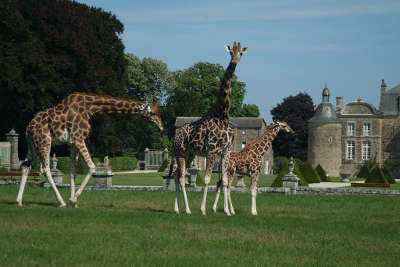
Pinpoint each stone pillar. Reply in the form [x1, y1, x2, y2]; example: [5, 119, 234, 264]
[144, 148, 150, 170]
[50, 154, 64, 185]
[162, 159, 175, 190]
[282, 157, 299, 195]
[236, 174, 246, 187]
[6, 129, 19, 170]
[162, 148, 168, 162]
[93, 164, 113, 187]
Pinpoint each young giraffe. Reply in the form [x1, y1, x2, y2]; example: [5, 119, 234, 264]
[213, 121, 294, 215]
[17, 92, 163, 207]
[170, 42, 247, 215]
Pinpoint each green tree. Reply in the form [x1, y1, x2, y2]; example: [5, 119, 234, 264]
[0, 0, 127, 156]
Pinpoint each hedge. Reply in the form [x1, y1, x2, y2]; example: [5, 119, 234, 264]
[382, 166, 396, 184]
[357, 165, 370, 179]
[300, 162, 321, 183]
[271, 162, 308, 187]
[316, 164, 330, 182]
[365, 167, 389, 184]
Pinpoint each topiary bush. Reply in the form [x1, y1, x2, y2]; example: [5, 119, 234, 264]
[357, 165, 370, 179]
[300, 162, 321, 183]
[382, 166, 396, 184]
[316, 164, 330, 182]
[365, 167, 389, 184]
[273, 156, 289, 174]
[271, 162, 308, 187]
[109, 157, 137, 171]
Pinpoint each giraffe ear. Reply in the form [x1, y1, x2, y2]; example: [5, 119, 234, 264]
[225, 45, 231, 53]
[241, 47, 248, 53]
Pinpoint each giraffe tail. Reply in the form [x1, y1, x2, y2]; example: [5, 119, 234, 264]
[20, 134, 36, 168]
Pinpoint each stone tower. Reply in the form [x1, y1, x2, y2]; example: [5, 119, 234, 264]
[308, 85, 342, 177]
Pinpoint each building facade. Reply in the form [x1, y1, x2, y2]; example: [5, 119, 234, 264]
[308, 80, 400, 178]
[175, 117, 274, 174]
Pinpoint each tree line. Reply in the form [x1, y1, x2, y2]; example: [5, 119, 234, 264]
[0, 0, 313, 161]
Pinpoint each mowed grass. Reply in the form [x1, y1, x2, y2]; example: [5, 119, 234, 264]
[0, 186, 399, 266]
[58, 172, 277, 187]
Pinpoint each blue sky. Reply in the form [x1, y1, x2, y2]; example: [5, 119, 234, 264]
[77, 0, 400, 122]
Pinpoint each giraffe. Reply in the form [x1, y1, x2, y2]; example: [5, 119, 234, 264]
[212, 121, 294, 215]
[170, 42, 247, 215]
[17, 92, 163, 207]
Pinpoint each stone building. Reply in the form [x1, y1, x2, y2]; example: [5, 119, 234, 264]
[175, 117, 274, 174]
[308, 80, 400, 178]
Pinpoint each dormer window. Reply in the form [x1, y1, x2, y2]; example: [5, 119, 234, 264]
[363, 122, 371, 136]
[241, 141, 246, 149]
[347, 122, 355, 136]
[242, 129, 246, 135]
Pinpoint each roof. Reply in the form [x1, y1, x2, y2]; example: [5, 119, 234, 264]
[386, 84, 400, 94]
[175, 117, 266, 128]
[340, 100, 378, 115]
[309, 102, 340, 124]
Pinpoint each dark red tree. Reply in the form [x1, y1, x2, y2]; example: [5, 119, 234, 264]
[270, 92, 315, 161]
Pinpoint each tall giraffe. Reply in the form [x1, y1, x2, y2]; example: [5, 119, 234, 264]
[170, 42, 247, 215]
[213, 121, 294, 215]
[17, 92, 163, 207]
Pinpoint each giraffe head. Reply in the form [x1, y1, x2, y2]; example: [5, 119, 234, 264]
[141, 100, 164, 131]
[225, 42, 247, 64]
[273, 120, 294, 134]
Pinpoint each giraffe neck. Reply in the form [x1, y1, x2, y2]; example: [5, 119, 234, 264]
[205, 60, 237, 122]
[63, 93, 147, 116]
[249, 124, 280, 155]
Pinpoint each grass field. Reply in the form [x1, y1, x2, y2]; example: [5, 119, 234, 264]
[0, 185, 399, 266]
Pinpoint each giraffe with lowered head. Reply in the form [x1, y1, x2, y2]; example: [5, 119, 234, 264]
[17, 92, 163, 207]
[213, 121, 294, 215]
[170, 42, 247, 215]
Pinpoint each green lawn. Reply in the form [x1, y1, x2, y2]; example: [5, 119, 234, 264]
[0, 186, 399, 266]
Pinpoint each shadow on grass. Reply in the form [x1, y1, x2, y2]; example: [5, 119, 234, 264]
[3, 200, 58, 207]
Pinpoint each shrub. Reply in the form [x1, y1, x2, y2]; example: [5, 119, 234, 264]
[382, 166, 396, 184]
[271, 162, 308, 187]
[110, 157, 137, 171]
[158, 159, 169, 172]
[300, 162, 321, 183]
[365, 167, 389, 184]
[316, 164, 330, 182]
[357, 165, 370, 179]
[273, 156, 288, 174]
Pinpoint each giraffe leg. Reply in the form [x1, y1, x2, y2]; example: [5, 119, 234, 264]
[200, 154, 216, 215]
[69, 146, 79, 207]
[227, 176, 235, 215]
[212, 179, 222, 213]
[221, 147, 231, 216]
[16, 165, 31, 206]
[174, 170, 180, 214]
[250, 171, 260, 216]
[41, 151, 66, 207]
[176, 157, 191, 214]
[70, 141, 95, 208]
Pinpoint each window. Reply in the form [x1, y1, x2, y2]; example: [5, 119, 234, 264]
[346, 141, 355, 160]
[362, 141, 371, 160]
[242, 129, 246, 135]
[347, 122, 355, 136]
[363, 122, 371, 136]
[241, 141, 246, 149]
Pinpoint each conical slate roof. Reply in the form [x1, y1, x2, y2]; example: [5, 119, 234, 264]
[309, 102, 340, 125]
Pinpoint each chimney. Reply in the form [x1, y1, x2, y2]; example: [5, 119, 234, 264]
[381, 79, 387, 95]
[336, 96, 343, 112]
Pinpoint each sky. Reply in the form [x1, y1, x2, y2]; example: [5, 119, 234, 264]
[76, 0, 400, 122]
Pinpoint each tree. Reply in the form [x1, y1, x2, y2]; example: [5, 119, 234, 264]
[270, 93, 315, 160]
[164, 61, 258, 138]
[0, 0, 127, 156]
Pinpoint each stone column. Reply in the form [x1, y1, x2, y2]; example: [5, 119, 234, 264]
[93, 164, 113, 187]
[50, 154, 64, 185]
[162, 159, 175, 190]
[282, 157, 299, 195]
[162, 148, 168, 162]
[6, 129, 19, 169]
[144, 148, 150, 170]
[236, 175, 246, 187]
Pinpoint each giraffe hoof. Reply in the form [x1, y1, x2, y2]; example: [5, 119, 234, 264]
[59, 204, 67, 208]
[69, 198, 78, 208]
[186, 210, 192, 215]
[17, 202, 23, 207]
